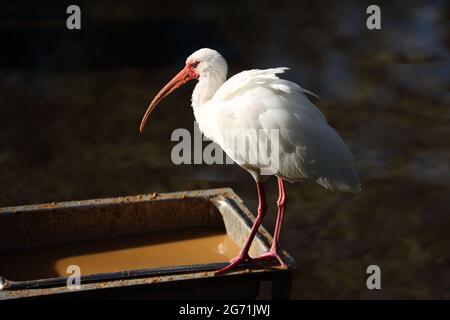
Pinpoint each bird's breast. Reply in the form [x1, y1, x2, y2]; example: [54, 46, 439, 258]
[192, 102, 219, 143]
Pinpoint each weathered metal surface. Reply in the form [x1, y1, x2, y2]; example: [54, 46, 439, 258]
[0, 188, 295, 299]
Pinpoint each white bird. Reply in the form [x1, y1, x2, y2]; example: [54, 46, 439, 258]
[139, 48, 361, 274]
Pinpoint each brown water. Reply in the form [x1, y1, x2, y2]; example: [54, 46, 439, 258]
[0, 227, 240, 281]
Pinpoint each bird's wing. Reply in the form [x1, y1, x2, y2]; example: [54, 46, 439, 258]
[213, 68, 287, 100]
[214, 67, 320, 99]
[201, 69, 360, 192]
[212, 68, 325, 122]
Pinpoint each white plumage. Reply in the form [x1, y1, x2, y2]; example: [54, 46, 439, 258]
[190, 52, 360, 193]
[140, 48, 361, 274]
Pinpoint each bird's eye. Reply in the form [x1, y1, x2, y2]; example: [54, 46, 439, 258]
[190, 61, 199, 68]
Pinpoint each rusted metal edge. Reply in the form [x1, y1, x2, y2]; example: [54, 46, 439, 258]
[1, 262, 226, 290]
[2, 261, 294, 291]
[0, 188, 238, 215]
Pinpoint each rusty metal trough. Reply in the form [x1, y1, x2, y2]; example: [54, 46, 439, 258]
[0, 188, 295, 299]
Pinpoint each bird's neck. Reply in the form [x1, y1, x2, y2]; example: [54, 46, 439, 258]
[191, 72, 226, 108]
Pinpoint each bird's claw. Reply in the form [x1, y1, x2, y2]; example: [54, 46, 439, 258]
[215, 249, 287, 275]
[251, 249, 287, 268]
[215, 254, 252, 275]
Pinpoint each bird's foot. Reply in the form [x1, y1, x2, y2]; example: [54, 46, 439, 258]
[252, 248, 287, 268]
[215, 253, 252, 275]
[215, 249, 287, 275]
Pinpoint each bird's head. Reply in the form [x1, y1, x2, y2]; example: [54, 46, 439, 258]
[139, 48, 227, 133]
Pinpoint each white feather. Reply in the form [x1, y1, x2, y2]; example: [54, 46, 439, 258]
[188, 49, 361, 192]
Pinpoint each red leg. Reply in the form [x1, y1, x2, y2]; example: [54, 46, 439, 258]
[215, 181, 267, 274]
[273, 177, 286, 250]
[252, 177, 287, 267]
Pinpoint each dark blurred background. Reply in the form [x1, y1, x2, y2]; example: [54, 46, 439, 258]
[1, 0, 449, 298]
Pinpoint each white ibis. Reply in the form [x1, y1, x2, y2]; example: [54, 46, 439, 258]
[139, 48, 361, 274]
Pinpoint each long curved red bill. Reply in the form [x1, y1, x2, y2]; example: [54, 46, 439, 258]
[139, 65, 195, 133]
